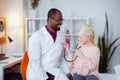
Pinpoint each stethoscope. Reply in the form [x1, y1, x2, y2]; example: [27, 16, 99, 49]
[64, 45, 82, 62]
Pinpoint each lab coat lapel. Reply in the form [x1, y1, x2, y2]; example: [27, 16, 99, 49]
[42, 26, 54, 43]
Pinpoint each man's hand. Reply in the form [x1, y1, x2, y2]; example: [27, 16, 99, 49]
[66, 73, 73, 80]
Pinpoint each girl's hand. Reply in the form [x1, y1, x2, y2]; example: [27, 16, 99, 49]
[75, 49, 83, 57]
[64, 38, 70, 49]
[63, 43, 69, 49]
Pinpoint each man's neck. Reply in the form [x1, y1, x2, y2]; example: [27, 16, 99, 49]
[46, 25, 57, 42]
[47, 25, 56, 33]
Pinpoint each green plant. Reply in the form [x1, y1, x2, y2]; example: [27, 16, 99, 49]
[97, 13, 120, 73]
[31, 0, 40, 9]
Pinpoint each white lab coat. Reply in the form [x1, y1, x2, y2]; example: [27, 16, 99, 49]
[26, 26, 70, 80]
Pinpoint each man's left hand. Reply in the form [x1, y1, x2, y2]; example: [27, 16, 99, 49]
[66, 73, 73, 80]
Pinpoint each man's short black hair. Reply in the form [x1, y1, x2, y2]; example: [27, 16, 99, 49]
[47, 8, 61, 19]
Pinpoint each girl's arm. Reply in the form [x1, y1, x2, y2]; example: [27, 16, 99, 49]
[63, 43, 74, 59]
[87, 49, 100, 71]
[63, 43, 75, 67]
[76, 48, 100, 71]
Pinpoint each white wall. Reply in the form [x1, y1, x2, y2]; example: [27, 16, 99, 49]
[37, 0, 120, 36]
[3, 0, 24, 54]
[28, 0, 120, 73]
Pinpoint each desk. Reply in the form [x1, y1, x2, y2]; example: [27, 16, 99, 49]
[0, 55, 22, 80]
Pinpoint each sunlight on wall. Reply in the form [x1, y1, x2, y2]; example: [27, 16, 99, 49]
[5, 12, 24, 54]
[7, 13, 23, 27]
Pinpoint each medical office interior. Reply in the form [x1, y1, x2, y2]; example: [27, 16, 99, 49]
[0, 0, 120, 80]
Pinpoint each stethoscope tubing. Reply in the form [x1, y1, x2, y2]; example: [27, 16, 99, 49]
[64, 46, 82, 62]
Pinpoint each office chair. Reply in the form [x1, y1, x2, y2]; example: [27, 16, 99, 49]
[20, 51, 29, 80]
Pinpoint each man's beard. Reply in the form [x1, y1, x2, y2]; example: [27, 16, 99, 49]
[52, 25, 61, 31]
[56, 27, 60, 31]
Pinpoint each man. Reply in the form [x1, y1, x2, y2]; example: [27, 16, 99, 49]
[27, 8, 72, 80]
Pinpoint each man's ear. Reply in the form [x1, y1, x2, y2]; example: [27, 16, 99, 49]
[48, 17, 53, 23]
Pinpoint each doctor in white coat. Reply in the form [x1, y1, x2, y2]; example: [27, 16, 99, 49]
[26, 8, 73, 80]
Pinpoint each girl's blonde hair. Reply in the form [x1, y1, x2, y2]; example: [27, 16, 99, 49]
[78, 24, 96, 45]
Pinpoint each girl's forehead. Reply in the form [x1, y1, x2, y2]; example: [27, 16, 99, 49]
[79, 35, 88, 38]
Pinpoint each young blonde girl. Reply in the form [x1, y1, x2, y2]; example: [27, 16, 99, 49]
[64, 24, 100, 80]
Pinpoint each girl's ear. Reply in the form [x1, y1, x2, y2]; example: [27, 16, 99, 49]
[87, 35, 90, 39]
[88, 35, 92, 41]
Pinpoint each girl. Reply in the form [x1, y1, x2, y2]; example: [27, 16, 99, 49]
[64, 24, 100, 80]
